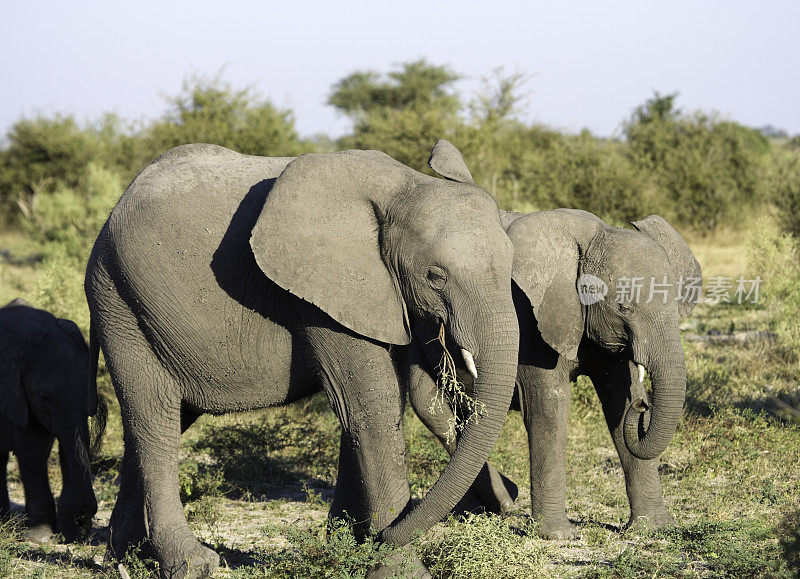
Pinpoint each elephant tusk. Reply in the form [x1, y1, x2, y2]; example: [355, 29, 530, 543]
[461, 349, 478, 380]
[637, 364, 645, 384]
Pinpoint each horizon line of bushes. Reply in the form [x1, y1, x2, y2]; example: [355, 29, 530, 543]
[1, 61, 799, 239]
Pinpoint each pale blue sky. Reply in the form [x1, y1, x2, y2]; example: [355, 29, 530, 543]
[2, 0, 798, 139]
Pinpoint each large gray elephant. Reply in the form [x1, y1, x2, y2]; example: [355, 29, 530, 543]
[0, 298, 106, 542]
[408, 208, 700, 538]
[85, 141, 519, 577]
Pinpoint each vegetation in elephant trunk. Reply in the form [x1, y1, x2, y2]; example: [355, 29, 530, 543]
[55, 422, 98, 541]
[624, 322, 687, 461]
[382, 309, 519, 546]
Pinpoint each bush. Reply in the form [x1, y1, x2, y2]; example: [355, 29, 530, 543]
[418, 513, 548, 578]
[768, 149, 800, 237]
[239, 517, 405, 578]
[746, 217, 800, 358]
[0, 115, 103, 223]
[24, 163, 123, 261]
[146, 74, 308, 158]
[625, 92, 770, 233]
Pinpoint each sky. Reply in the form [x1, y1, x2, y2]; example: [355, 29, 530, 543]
[2, 0, 799, 140]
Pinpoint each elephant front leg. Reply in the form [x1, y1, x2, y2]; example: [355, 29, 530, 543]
[519, 366, 574, 539]
[306, 324, 411, 534]
[592, 360, 673, 531]
[304, 322, 429, 578]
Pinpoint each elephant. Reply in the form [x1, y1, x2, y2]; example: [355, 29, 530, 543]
[84, 140, 519, 578]
[0, 298, 106, 542]
[407, 208, 700, 538]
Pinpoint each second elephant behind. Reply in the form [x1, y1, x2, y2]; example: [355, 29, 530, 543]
[407, 207, 701, 538]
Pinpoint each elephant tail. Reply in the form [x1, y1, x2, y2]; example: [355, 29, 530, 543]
[88, 316, 107, 463]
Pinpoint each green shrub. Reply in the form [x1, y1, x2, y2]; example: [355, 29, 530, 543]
[24, 162, 123, 261]
[146, 73, 309, 158]
[746, 217, 800, 357]
[237, 517, 404, 578]
[0, 518, 23, 576]
[418, 513, 548, 578]
[625, 92, 770, 233]
[769, 149, 800, 237]
[179, 458, 226, 503]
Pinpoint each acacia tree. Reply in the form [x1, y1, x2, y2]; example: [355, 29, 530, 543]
[328, 60, 462, 171]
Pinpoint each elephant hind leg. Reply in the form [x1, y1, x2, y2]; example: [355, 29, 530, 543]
[100, 316, 217, 578]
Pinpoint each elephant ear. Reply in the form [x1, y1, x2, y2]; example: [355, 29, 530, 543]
[251, 152, 412, 345]
[506, 212, 590, 361]
[57, 318, 87, 347]
[631, 215, 702, 318]
[428, 140, 475, 184]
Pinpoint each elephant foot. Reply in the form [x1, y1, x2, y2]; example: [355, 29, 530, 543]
[367, 548, 431, 579]
[24, 522, 56, 543]
[536, 517, 577, 540]
[158, 541, 219, 579]
[452, 488, 488, 516]
[108, 506, 151, 560]
[473, 465, 519, 514]
[493, 471, 518, 513]
[625, 510, 675, 533]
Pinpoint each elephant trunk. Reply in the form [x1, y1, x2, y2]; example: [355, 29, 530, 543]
[623, 325, 686, 461]
[56, 422, 98, 541]
[381, 309, 519, 546]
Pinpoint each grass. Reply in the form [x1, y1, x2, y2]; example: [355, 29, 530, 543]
[1, 225, 799, 577]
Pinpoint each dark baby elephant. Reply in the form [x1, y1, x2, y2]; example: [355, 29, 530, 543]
[409, 208, 700, 538]
[85, 141, 519, 578]
[0, 298, 106, 542]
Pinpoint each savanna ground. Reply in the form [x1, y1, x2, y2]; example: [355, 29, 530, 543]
[1, 222, 799, 578]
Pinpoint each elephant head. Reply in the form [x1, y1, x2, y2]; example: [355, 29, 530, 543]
[506, 210, 700, 460]
[0, 300, 104, 541]
[250, 141, 519, 544]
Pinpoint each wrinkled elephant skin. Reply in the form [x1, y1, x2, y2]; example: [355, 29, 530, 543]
[86, 141, 519, 578]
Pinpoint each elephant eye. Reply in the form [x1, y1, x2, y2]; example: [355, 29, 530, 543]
[618, 301, 633, 314]
[427, 266, 448, 290]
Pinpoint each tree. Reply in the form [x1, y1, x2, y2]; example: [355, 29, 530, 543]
[146, 74, 306, 158]
[624, 92, 769, 233]
[0, 115, 104, 222]
[328, 60, 462, 171]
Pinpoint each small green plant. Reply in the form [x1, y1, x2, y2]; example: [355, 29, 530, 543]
[418, 513, 548, 578]
[186, 496, 225, 548]
[178, 458, 226, 503]
[0, 518, 23, 576]
[428, 323, 486, 444]
[236, 517, 407, 578]
[119, 544, 159, 579]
